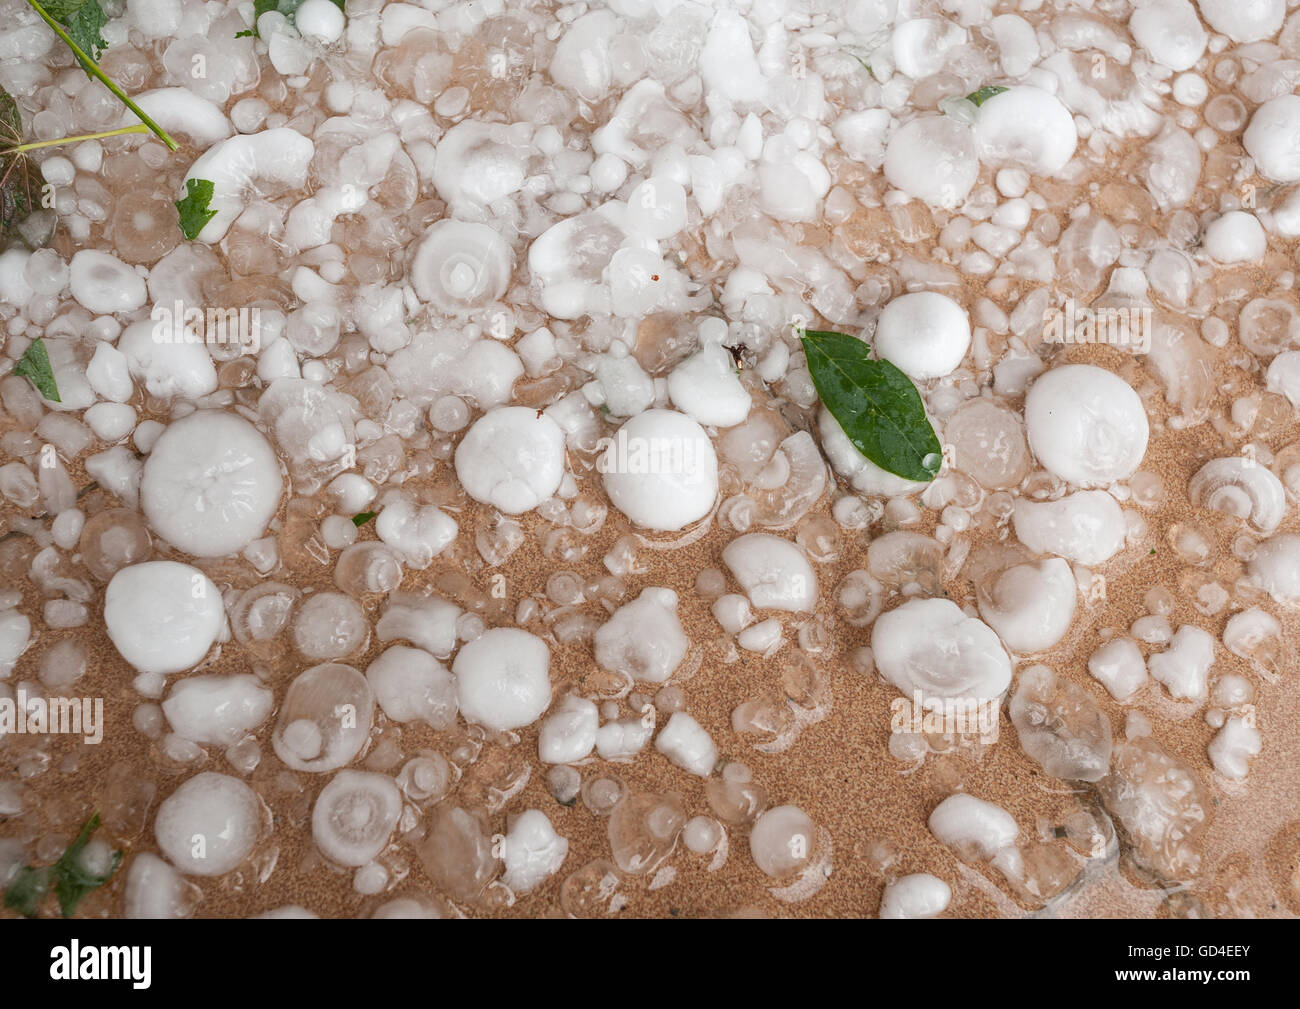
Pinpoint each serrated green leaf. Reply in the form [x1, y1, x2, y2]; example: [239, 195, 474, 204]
[966, 85, 1009, 108]
[42, 0, 108, 64]
[13, 337, 60, 402]
[175, 177, 217, 240]
[3, 865, 52, 918]
[352, 511, 376, 527]
[52, 813, 121, 918]
[801, 330, 941, 483]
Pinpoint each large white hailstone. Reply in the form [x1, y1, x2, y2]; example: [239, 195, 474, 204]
[538, 694, 599, 764]
[375, 495, 458, 568]
[311, 770, 402, 867]
[1024, 365, 1148, 486]
[433, 121, 528, 210]
[501, 809, 569, 894]
[1203, 211, 1266, 263]
[1012, 491, 1127, 565]
[667, 344, 752, 427]
[183, 128, 314, 243]
[872, 598, 1012, 702]
[1087, 637, 1148, 702]
[819, 406, 930, 497]
[595, 715, 653, 761]
[105, 562, 225, 676]
[1129, 0, 1206, 72]
[140, 411, 282, 558]
[1197, 0, 1284, 43]
[928, 794, 1019, 861]
[1244, 96, 1300, 183]
[594, 587, 689, 684]
[721, 533, 818, 612]
[549, 10, 619, 101]
[123, 853, 198, 919]
[118, 319, 218, 401]
[454, 407, 566, 515]
[295, 0, 345, 43]
[879, 873, 952, 919]
[162, 674, 273, 746]
[1247, 533, 1300, 602]
[1147, 626, 1215, 702]
[977, 558, 1077, 653]
[749, 805, 816, 878]
[453, 628, 551, 732]
[884, 116, 978, 209]
[1208, 716, 1262, 780]
[155, 772, 260, 876]
[410, 220, 513, 315]
[625, 177, 688, 241]
[654, 712, 718, 776]
[601, 409, 719, 531]
[973, 86, 1077, 176]
[365, 645, 458, 730]
[700, 9, 764, 103]
[874, 291, 971, 380]
[68, 251, 146, 314]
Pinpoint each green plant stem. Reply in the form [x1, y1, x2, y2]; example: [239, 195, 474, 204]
[24, 0, 178, 151]
[6, 123, 148, 154]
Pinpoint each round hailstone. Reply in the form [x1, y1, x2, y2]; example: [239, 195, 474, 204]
[295, 0, 345, 43]
[154, 772, 260, 876]
[872, 597, 1012, 703]
[410, 220, 513, 315]
[68, 250, 146, 314]
[973, 86, 1077, 176]
[749, 805, 816, 878]
[1128, 0, 1206, 72]
[311, 770, 402, 867]
[874, 291, 971, 380]
[104, 561, 225, 675]
[601, 409, 719, 531]
[1244, 96, 1300, 183]
[883, 116, 978, 209]
[140, 410, 283, 557]
[1197, 0, 1284, 43]
[818, 406, 930, 497]
[1024, 364, 1148, 486]
[1203, 211, 1266, 263]
[501, 809, 569, 894]
[452, 627, 552, 732]
[454, 406, 566, 515]
[879, 873, 952, 919]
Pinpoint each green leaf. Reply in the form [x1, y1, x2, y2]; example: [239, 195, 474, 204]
[13, 337, 60, 402]
[0, 87, 37, 240]
[52, 813, 121, 918]
[175, 177, 217, 240]
[235, 28, 253, 37]
[352, 511, 376, 527]
[966, 85, 1009, 108]
[2, 813, 121, 919]
[45, 0, 109, 65]
[3, 865, 52, 918]
[801, 330, 941, 483]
